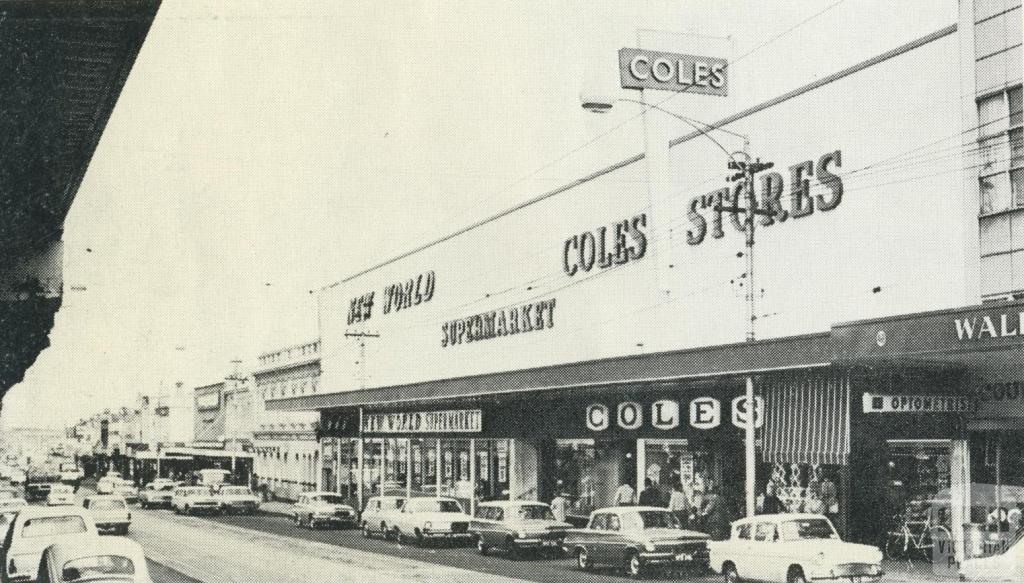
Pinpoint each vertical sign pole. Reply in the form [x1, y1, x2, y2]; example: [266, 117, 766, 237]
[406, 439, 412, 500]
[436, 440, 442, 499]
[469, 439, 477, 517]
[357, 408, 364, 511]
[745, 376, 756, 518]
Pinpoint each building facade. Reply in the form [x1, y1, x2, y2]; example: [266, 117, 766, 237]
[267, 4, 1022, 568]
[253, 341, 322, 501]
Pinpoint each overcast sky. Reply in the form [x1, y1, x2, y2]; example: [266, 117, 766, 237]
[0, 0, 955, 430]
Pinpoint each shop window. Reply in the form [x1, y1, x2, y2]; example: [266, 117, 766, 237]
[979, 86, 1024, 215]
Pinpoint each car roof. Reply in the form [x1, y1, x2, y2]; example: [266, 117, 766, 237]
[593, 506, 672, 514]
[44, 538, 148, 569]
[16, 506, 92, 520]
[84, 494, 126, 502]
[731, 513, 829, 526]
[304, 491, 341, 497]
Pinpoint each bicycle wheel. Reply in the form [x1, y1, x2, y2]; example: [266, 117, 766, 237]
[884, 528, 913, 561]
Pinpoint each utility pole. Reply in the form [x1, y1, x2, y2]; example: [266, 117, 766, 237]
[344, 331, 379, 513]
[719, 155, 774, 518]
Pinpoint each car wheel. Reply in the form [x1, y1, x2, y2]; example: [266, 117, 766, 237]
[294, 513, 301, 527]
[788, 566, 808, 583]
[363, 522, 373, 539]
[393, 528, 403, 544]
[577, 547, 591, 571]
[506, 537, 521, 560]
[414, 529, 425, 547]
[184, 505, 191, 515]
[477, 536, 489, 556]
[381, 523, 390, 540]
[626, 551, 644, 578]
[723, 562, 741, 583]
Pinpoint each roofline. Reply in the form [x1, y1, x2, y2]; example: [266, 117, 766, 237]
[320, 24, 957, 291]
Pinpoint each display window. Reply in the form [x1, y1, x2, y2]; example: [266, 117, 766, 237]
[880, 440, 954, 563]
[554, 439, 633, 519]
[969, 431, 1024, 557]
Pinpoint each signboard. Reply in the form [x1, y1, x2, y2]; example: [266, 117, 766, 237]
[362, 409, 482, 433]
[862, 392, 974, 413]
[196, 392, 220, 411]
[586, 397, 763, 431]
[619, 48, 727, 96]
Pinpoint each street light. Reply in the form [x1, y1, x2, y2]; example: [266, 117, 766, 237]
[581, 94, 761, 518]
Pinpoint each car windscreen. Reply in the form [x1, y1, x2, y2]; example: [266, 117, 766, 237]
[62, 555, 134, 581]
[313, 495, 343, 504]
[780, 519, 837, 540]
[513, 505, 554, 521]
[22, 515, 87, 538]
[631, 511, 682, 530]
[89, 499, 126, 510]
[408, 499, 462, 513]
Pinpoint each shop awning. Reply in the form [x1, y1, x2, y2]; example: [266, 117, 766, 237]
[762, 374, 851, 465]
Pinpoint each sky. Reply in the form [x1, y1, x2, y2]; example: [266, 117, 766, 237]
[0, 0, 956, 430]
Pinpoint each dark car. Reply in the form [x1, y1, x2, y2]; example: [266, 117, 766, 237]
[471, 501, 571, 559]
[562, 506, 710, 578]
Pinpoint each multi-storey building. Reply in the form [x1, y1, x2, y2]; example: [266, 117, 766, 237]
[253, 341, 321, 501]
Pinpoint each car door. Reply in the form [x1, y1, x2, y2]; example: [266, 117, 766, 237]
[604, 513, 626, 565]
[295, 495, 306, 519]
[586, 513, 609, 564]
[749, 522, 774, 581]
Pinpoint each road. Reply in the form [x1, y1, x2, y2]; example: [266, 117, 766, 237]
[168, 508, 719, 583]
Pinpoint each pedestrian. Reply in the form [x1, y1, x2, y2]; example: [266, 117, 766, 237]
[614, 479, 636, 506]
[761, 482, 785, 514]
[702, 485, 731, 541]
[638, 478, 662, 506]
[551, 491, 570, 523]
[668, 481, 690, 527]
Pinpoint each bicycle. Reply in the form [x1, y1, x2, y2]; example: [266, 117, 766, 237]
[881, 506, 953, 564]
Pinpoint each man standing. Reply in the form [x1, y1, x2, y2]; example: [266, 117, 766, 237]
[668, 481, 690, 527]
[614, 479, 636, 506]
[761, 482, 785, 514]
[638, 478, 662, 506]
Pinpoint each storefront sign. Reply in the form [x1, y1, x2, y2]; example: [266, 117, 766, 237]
[685, 150, 843, 246]
[862, 392, 974, 413]
[954, 310, 1024, 340]
[347, 270, 436, 325]
[441, 298, 556, 347]
[362, 409, 482, 433]
[586, 397, 758, 431]
[619, 48, 727, 96]
[563, 214, 647, 276]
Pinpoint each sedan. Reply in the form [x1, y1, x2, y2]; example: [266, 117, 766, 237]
[385, 497, 472, 546]
[563, 506, 710, 578]
[293, 492, 356, 529]
[0, 506, 100, 583]
[46, 485, 75, 507]
[471, 501, 571, 558]
[37, 538, 152, 583]
[82, 495, 131, 535]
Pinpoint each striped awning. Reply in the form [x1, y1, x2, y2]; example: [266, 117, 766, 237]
[762, 374, 850, 465]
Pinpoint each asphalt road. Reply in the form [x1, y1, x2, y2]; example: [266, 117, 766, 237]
[190, 509, 721, 583]
[147, 559, 203, 583]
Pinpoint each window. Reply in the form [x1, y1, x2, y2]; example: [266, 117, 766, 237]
[737, 524, 752, 540]
[608, 515, 621, 532]
[22, 516, 87, 538]
[979, 86, 1024, 214]
[590, 514, 609, 530]
[754, 522, 776, 542]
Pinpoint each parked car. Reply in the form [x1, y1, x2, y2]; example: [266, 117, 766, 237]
[36, 538, 153, 583]
[361, 495, 407, 538]
[0, 506, 100, 583]
[0, 488, 26, 513]
[384, 497, 472, 546]
[292, 492, 356, 528]
[471, 500, 571, 558]
[82, 495, 131, 535]
[708, 514, 883, 583]
[216, 485, 260, 515]
[960, 530, 1024, 581]
[112, 479, 138, 505]
[95, 477, 116, 496]
[139, 481, 177, 509]
[46, 485, 75, 507]
[563, 506, 710, 578]
[171, 486, 220, 516]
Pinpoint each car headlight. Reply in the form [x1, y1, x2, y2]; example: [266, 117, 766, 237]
[643, 541, 656, 552]
[424, 521, 432, 530]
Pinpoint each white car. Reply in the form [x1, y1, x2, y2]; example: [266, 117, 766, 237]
[82, 494, 131, 535]
[171, 486, 221, 515]
[112, 479, 139, 505]
[292, 492, 356, 529]
[382, 497, 472, 546]
[708, 514, 883, 583]
[216, 485, 261, 515]
[95, 477, 116, 496]
[960, 532, 1024, 581]
[361, 495, 407, 538]
[45, 484, 75, 507]
[0, 506, 100, 582]
[0, 489, 26, 514]
[37, 538, 153, 583]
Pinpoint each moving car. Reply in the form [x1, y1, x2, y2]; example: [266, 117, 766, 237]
[216, 485, 260, 515]
[960, 530, 1024, 581]
[383, 497, 472, 546]
[36, 538, 153, 583]
[361, 495, 406, 538]
[138, 481, 177, 509]
[708, 514, 883, 583]
[24, 481, 57, 503]
[171, 486, 220, 516]
[563, 506, 710, 578]
[471, 500, 571, 558]
[0, 506, 99, 582]
[292, 492, 356, 528]
[94, 478, 116, 496]
[46, 485, 75, 507]
[111, 480, 138, 505]
[82, 495, 130, 535]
